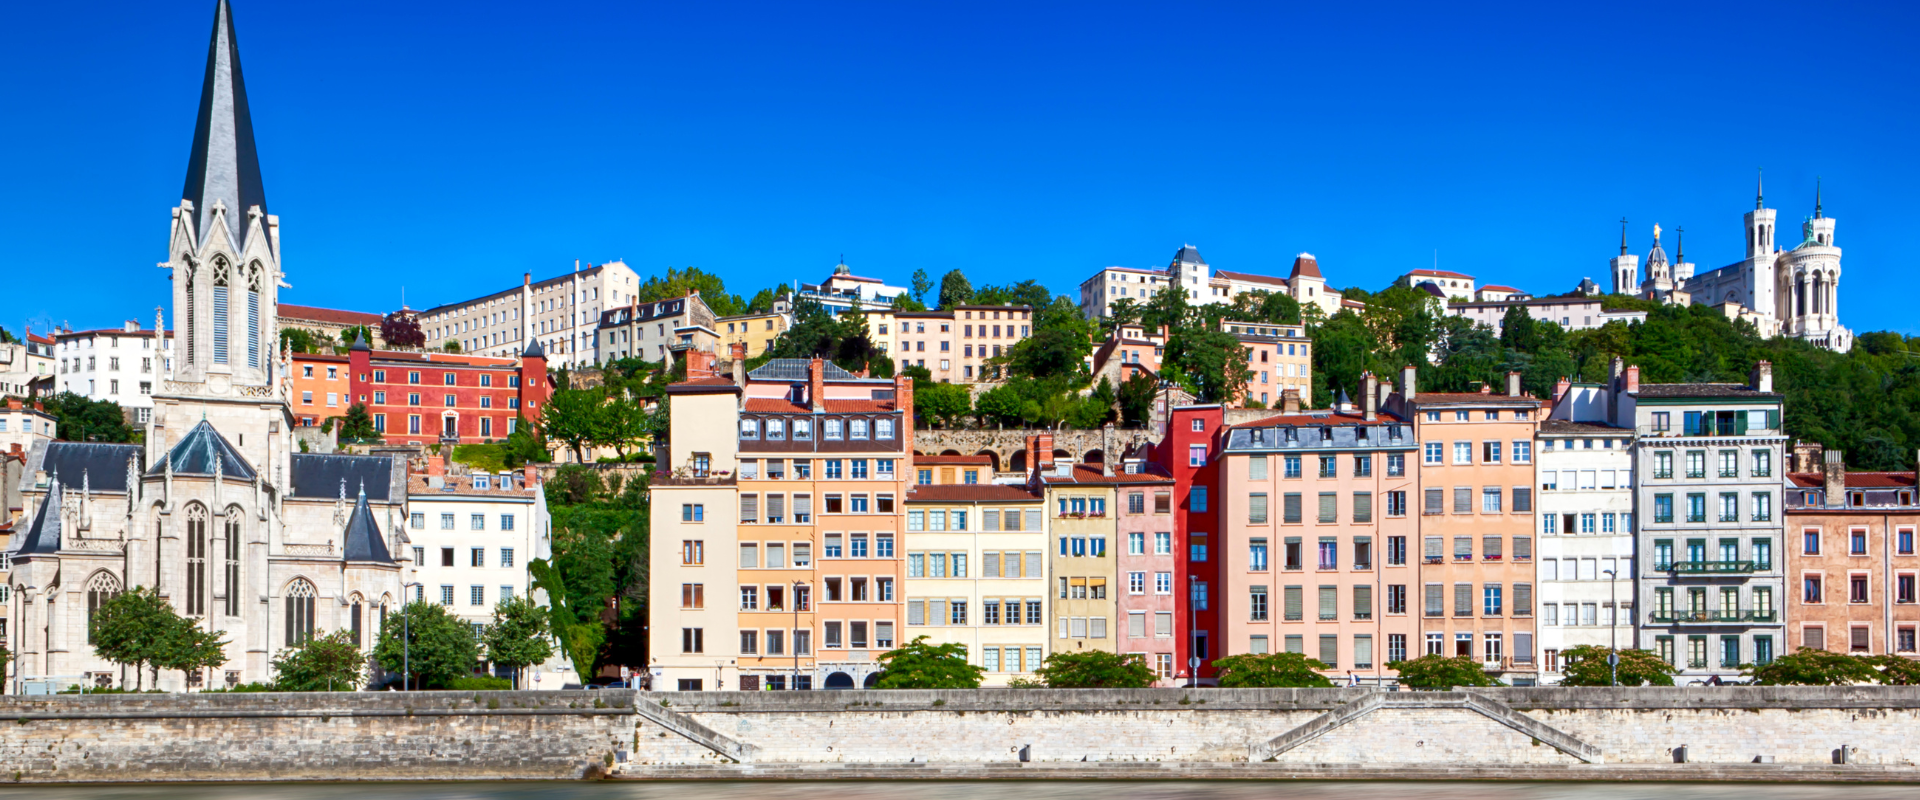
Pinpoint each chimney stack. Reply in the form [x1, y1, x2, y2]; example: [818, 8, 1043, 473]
[1101, 423, 1114, 477]
[1399, 365, 1417, 400]
[1282, 388, 1301, 414]
[1624, 364, 1640, 394]
[1823, 450, 1847, 507]
[1752, 360, 1774, 393]
[1362, 373, 1378, 421]
[1553, 377, 1571, 403]
[730, 342, 747, 385]
[809, 357, 826, 413]
[1506, 370, 1523, 397]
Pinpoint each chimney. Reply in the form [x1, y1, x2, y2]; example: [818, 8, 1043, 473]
[896, 371, 916, 452]
[1362, 373, 1378, 421]
[1553, 377, 1571, 403]
[426, 453, 445, 478]
[730, 342, 747, 385]
[686, 349, 716, 380]
[1752, 360, 1774, 393]
[1822, 450, 1847, 507]
[1506, 370, 1523, 397]
[1282, 388, 1301, 414]
[524, 463, 539, 488]
[524, 272, 531, 286]
[1624, 364, 1640, 393]
[1101, 423, 1114, 477]
[809, 357, 826, 413]
[1477, 382, 1492, 395]
[1399, 365, 1417, 400]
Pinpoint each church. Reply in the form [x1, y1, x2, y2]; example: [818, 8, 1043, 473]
[1610, 176, 1852, 352]
[5, 0, 408, 691]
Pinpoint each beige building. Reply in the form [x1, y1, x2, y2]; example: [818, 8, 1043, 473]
[1079, 247, 1344, 320]
[416, 260, 641, 368]
[596, 294, 718, 365]
[870, 306, 1034, 383]
[903, 484, 1048, 684]
[0, 330, 55, 399]
[717, 311, 789, 357]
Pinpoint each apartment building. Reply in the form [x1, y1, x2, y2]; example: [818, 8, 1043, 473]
[1536, 382, 1637, 681]
[1630, 363, 1787, 677]
[1396, 369, 1542, 683]
[1109, 456, 1181, 684]
[1223, 320, 1312, 408]
[52, 321, 174, 424]
[0, 397, 56, 455]
[597, 294, 717, 365]
[717, 310, 789, 357]
[1448, 296, 1647, 335]
[404, 459, 558, 686]
[278, 304, 385, 348]
[1784, 450, 1920, 657]
[345, 338, 550, 446]
[0, 330, 55, 398]
[1079, 249, 1343, 321]
[1154, 405, 1225, 683]
[290, 352, 351, 427]
[1079, 266, 1172, 319]
[903, 484, 1048, 685]
[792, 261, 909, 313]
[914, 455, 994, 485]
[870, 306, 1034, 383]
[649, 355, 913, 691]
[1035, 447, 1121, 659]
[1217, 376, 1418, 679]
[414, 260, 640, 368]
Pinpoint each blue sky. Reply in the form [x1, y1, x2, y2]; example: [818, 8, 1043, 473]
[5, 1, 1918, 334]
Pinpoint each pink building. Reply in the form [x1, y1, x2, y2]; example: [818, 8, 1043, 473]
[1216, 375, 1421, 678]
[1108, 454, 1180, 684]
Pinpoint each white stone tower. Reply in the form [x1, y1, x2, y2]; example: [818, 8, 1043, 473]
[1743, 170, 1779, 323]
[1609, 218, 1639, 295]
[1779, 180, 1850, 351]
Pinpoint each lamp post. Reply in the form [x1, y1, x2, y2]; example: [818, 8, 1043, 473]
[1602, 569, 1618, 686]
[792, 580, 807, 691]
[401, 582, 422, 691]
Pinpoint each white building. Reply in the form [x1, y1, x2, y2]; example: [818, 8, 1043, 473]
[52, 321, 174, 425]
[1536, 385, 1637, 682]
[0, 398, 56, 457]
[792, 261, 908, 313]
[1448, 295, 1648, 335]
[1616, 178, 1852, 351]
[404, 462, 561, 688]
[414, 260, 642, 369]
[1078, 246, 1344, 320]
[0, 330, 56, 399]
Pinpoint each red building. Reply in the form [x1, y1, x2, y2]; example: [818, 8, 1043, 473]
[1152, 403, 1225, 684]
[347, 338, 550, 445]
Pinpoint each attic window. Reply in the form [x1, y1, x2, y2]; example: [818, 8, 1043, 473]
[1251, 429, 1266, 445]
[473, 475, 490, 490]
[1850, 491, 1866, 507]
[1285, 428, 1298, 443]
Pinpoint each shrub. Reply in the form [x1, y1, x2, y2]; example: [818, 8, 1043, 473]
[1212, 652, 1335, 688]
[447, 675, 513, 691]
[1388, 655, 1500, 690]
[1033, 650, 1156, 689]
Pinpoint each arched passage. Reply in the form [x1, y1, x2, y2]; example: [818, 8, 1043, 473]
[1009, 450, 1027, 474]
[974, 450, 1002, 473]
[1083, 449, 1106, 465]
[825, 671, 856, 690]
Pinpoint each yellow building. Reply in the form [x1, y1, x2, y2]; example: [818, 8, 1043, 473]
[903, 485, 1049, 685]
[866, 305, 1034, 383]
[717, 310, 789, 357]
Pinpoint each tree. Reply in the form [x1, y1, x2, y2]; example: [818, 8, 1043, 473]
[501, 416, 550, 467]
[1557, 646, 1677, 687]
[910, 267, 932, 306]
[1867, 654, 1920, 685]
[90, 587, 178, 690]
[528, 557, 606, 680]
[45, 392, 134, 443]
[0, 637, 9, 688]
[484, 596, 556, 689]
[1033, 650, 1157, 688]
[382, 311, 426, 348]
[337, 325, 375, 352]
[374, 601, 481, 689]
[1165, 327, 1254, 404]
[1211, 652, 1336, 688]
[634, 266, 745, 317]
[1746, 648, 1883, 686]
[890, 293, 928, 312]
[937, 269, 973, 310]
[597, 387, 651, 460]
[543, 387, 606, 463]
[1101, 297, 1143, 336]
[1388, 654, 1500, 690]
[271, 630, 367, 691]
[337, 402, 381, 444]
[1140, 285, 1191, 332]
[155, 621, 229, 688]
[0, 326, 17, 344]
[1118, 371, 1157, 428]
[915, 381, 972, 429]
[443, 339, 462, 353]
[279, 327, 325, 354]
[873, 636, 984, 689]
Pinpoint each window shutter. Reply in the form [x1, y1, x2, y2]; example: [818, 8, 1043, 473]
[1516, 632, 1534, 662]
[1284, 493, 1302, 523]
[984, 510, 1000, 531]
[1354, 635, 1373, 668]
[1024, 552, 1041, 578]
[1319, 634, 1338, 667]
[768, 494, 784, 519]
[1284, 586, 1303, 621]
[1483, 536, 1503, 559]
[1354, 585, 1372, 618]
[908, 600, 925, 625]
[1318, 493, 1337, 523]
[1513, 487, 1532, 512]
[1353, 492, 1372, 523]
[1514, 536, 1533, 560]
[983, 553, 1001, 578]
[1250, 494, 1269, 523]
[1454, 583, 1472, 615]
[1025, 510, 1042, 531]
[1453, 487, 1471, 514]
[1424, 537, 1443, 559]
[1454, 537, 1472, 559]
[1090, 617, 1108, 639]
[1318, 586, 1337, 620]
[1515, 583, 1533, 616]
[1424, 584, 1443, 615]
[1425, 488, 1443, 515]
[740, 494, 758, 523]
[930, 600, 947, 627]
[1128, 612, 1145, 638]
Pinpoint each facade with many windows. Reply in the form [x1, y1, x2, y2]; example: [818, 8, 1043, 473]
[1785, 453, 1920, 657]
[1039, 455, 1122, 660]
[346, 339, 549, 446]
[52, 321, 174, 425]
[903, 484, 1047, 685]
[867, 306, 1034, 383]
[1536, 385, 1637, 681]
[1631, 365, 1787, 678]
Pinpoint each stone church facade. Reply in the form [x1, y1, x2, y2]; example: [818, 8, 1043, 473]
[5, 0, 408, 692]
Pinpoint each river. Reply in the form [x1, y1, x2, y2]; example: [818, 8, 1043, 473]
[0, 783, 1912, 800]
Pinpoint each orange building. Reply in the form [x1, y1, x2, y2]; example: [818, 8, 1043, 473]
[1785, 450, 1920, 657]
[290, 352, 352, 427]
[1393, 368, 1543, 683]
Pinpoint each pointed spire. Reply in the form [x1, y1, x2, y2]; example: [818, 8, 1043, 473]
[1815, 177, 1824, 220]
[181, 0, 268, 250]
[1619, 217, 1629, 256]
[1676, 226, 1685, 263]
[1756, 167, 1765, 210]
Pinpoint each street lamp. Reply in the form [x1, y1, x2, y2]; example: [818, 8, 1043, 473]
[1602, 569, 1618, 686]
[402, 582, 423, 691]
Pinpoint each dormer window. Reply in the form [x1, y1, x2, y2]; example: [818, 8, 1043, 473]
[794, 419, 812, 440]
[740, 419, 760, 439]
[473, 475, 490, 490]
[1285, 428, 1298, 443]
[766, 419, 785, 441]
[826, 419, 843, 440]
[852, 419, 870, 440]
[1251, 429, 1266, 445]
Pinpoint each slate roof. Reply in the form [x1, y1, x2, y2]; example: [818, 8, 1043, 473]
[148, 420, 257, 480]
[12, 478, 63, 555]
[1539, 419, 1631, 435]
[40, 442, 142, 492]
[341, 488, 395, 564]
[182, 0, 268, 250]
[750, 359, 857, 382]
[1636, 383, 1781, 400]
[289, 453, 394, 501]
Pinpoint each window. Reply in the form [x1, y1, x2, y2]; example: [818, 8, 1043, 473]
[682, 503, 705, 522]
[1482, 441, 1502, 463]
[1424, 442, 1442, 464]
[1654, 494, 1673, 524]
[1654, 452, 1673, 479]
[1482, 487, 1502, 513]
[1453, 441, 1472, 465]
[1189, 444, 1207, 466]
[1512, 441, 1531, 463]
[681, 540, 704, 565]
[1686, 493, 1706, 523]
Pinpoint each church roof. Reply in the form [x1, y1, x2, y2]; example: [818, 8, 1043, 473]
[341, 485, 395, 564]
[1171, 245, 1208, 267]
[37, 442, 142, 493]
[14, 478, 64, 556]
[289, 453, 395, 501]
[148, 419, 258, 480]
[181, 0, 269, 251]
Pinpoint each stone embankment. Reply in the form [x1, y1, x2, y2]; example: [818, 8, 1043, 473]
[5, 687, 1920, 782]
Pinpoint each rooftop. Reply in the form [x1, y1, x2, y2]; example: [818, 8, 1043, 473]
[1636, 383, 1782, 400]
[1539, 419, 1632, 436]
[279, 304, 384, 326]
[907, 484, 1041, 502]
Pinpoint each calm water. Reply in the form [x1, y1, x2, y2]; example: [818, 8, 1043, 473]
[0, 784, 1911, 800]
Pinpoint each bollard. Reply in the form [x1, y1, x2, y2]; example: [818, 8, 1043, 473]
[1019, 745, 1031, 763]
[1672, 745, 1689, 764]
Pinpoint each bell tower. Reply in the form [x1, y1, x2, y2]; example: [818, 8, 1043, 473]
[1609, 217, 1639, 295]
[1744, 169, 1777, 260]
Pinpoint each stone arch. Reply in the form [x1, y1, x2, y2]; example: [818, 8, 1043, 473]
[940, 449, 962, 457]
[863, 672, 881, 688]
[284, 578, 318, 647]
[1052, 448, 1071, 463]
[973, 450, 1001, 473]
[1083, 449, 1107, 465]
[1009, 449, 1027, 473]
[824, 671, 856, 690]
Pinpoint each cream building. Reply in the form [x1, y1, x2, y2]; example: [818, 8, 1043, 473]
[870, 306, 1034, 383]
[0, 331, 55, 399]
[717, 310, 790, 357]
[6, 1, 408, 693]
[903, 484, 1048, 685]
[1079, 247, 1344, 321]
[596, 293, 717, 365]
[52, 321, 175, 425]
[1536, 383, 1637, 682]
[416, 260, 641, 368]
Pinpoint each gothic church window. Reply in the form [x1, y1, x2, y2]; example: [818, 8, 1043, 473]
[246, 263, 262, 369]
[86, 571, 122, 645]
[186, 503, 209, 616]
[212, 259, 231, 365]
[225, 513, 243, 617]
[286, 579, 317, 646]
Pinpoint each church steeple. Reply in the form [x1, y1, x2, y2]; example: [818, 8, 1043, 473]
[181, 0, 268, 251]
[1815, 177, 1824, 220]
[1755, 167, 1764, 210]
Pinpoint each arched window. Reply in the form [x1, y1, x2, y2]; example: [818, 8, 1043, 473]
[224, 512, 243, 617]
[86, 571, 122, 645]
[246, 263, 262, 369]
[211, 258, 231, 365]
[349, 593, 365, 648]
[186, 503, 208, 616]
[285, 579, 317, 646]
[183, 261, 198, 365]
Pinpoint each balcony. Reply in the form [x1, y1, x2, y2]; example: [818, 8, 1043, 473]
[1648, 610, 1778, 624]
[1667, 560, 1758, 574]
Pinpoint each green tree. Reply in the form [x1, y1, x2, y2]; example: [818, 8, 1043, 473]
[890, 293, 928, 312]
[0, 326, 17, 344]
[543, 387, 606, 463]
[1101, 297, 1143, 336]
[1867, 654, 1920, 685]
[90, 587, 178, 690]
[442, 339, 462, 353]
[597, 387, 651, 460]
[1032, 650, 1156, 688]
[501, 416, 550, 467]
[45, 392, 135, 443]
[1746, 648, 1882, 686]
[1388, 654, 1500, 690]
[528, 558, 606, 680]
[336, 402, 381, 444]
[1140, 285, 1191, 332]
[1165, 327, 1254, 403]
[910, 267, 932, 306]
[279, 327, 325, 354]
[1557, 646, 1677, 687]
[874, 636, 984, 689]
[634, 266, 745, 317]
[1212, 652, 1336, 688]
[155, 620, 229, 688]
[937, 269, 974, 310]
[915, 381, 973, 429]
[337, 325, 375, 352]
[374, 601, 481, 689]
[484, 595, 556, 689]
[271, 630, 368, 691]
[1118, 371, 1157, 428]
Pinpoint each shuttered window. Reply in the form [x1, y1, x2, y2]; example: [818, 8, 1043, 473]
[1319, 634, 1339, 668]
[1284, 586, 1303, 621]
[1318, 493, 1337, 523]
[1483, 536, 1503, 559]
[1454, 583, 1473, 617]
[1354, 635, 1374, 669]
[1353, 492, 1372, 523]
[1284, 493, 1302, 523]
[1513, 536, 1533, 561]
[1453, 487, 1472, 514]
[740, 494, 759, 523]
[1424, 584, 1444, 617]
[1318, 586, 1338, 620]
[1424, 489, 1444, 515]
[1354, 585, 1373, 620]
[1250, 494, 1269, 524]
[1513, 487, 1533, 513]
[1025, 510, 1042, 531]
[1514, 583, 1533, 617]
[1024, 552, 1042, 578]
[1424, 537, 1443, 561]
[1454, 537, 1472, 560]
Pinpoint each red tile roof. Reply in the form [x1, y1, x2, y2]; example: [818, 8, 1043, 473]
[908, 485, 1041, 502]
[1290, 253, 1323, 279]
[1787, 472, 1918, 489]
[914, 455, 994, 466]
[744, 398, 809, 413]
[1408, 269, 1474, 279]
[1215, 269, 1290, 288]
[822, 399, 900, 413]
[1481, 285, 1521, 293]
